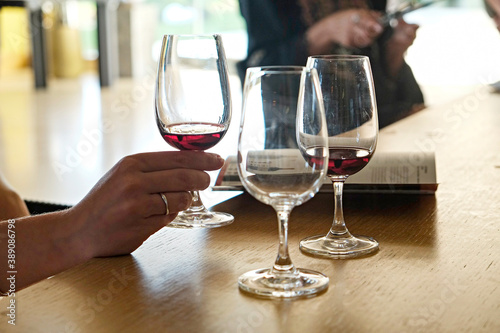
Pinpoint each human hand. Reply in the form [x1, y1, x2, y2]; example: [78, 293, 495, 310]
[68, 151, 225, 258]
[385, 18, 419, 78]
[388, 18, 419, 54]
[306, 9, 383, 54]
[328, 9, 383, 49]
[346, 9, 385, 48]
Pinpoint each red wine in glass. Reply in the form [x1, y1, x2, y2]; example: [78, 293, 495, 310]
[160, 122, 228, 151]
[300, 54, 379, 258]
[327, 147, 371, 177]
[155, 34, 233, 229]
[304, 146, 371, 176]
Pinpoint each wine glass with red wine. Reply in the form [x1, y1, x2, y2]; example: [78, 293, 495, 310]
[300, 55, 379, 258]
[155, 34, 233, 228]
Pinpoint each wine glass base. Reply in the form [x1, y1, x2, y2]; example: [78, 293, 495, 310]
[299, 234, 379, 259]
[168, 211, 234, 229]
[238, 268, 329, 299]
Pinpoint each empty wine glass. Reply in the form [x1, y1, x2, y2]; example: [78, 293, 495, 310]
[155, 34, 233, 228]
[237, 66, 329, 298]
[300, 55, 379, 259]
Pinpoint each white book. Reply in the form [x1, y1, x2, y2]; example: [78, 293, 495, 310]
[214, 151, 438, 194]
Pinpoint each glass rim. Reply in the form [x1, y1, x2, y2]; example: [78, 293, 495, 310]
[162, 34, 221, 39]
[308, 55, 369, 61]
[246, 65, 314, 74]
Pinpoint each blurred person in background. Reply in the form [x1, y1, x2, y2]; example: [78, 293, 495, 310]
[485, 0, 500, 91]
[485, 0, 500, 32]
[238, 0, 425, 128]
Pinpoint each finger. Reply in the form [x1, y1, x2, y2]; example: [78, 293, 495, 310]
[353, 26, 373, 48]
[144, 169, 212, 193]
[404, 27, 417, 43]
[145, 214, 178, 228]
[365, 21, 383, 36]
[148, 192, 192, 217]
[406, 25, 418, 36]
[361, 10, 383, 35]
[353, 17, 382, 41]
[368, 9, 383, 20]
[125, 151, 225, 173]
[408, 30, 417, 41]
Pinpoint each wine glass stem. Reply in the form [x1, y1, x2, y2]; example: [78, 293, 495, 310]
[327, 180, 351, 238]
[271, 208, 296, 274]
[186, 190, 207, 212]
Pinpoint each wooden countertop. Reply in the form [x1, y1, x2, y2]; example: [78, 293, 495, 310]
[1, 86, 499, 332]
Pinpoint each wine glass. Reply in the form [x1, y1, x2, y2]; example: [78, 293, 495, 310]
[155, 34, 233, 228]
[237, 66, 329, 298]
[299, 55, 379, 258]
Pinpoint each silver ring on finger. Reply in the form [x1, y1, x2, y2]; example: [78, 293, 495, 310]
[351, 13, 361, 24]
[160, 193, 170, 215]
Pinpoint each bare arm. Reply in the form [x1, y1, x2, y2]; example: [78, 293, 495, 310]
[0, 151, 224, 292]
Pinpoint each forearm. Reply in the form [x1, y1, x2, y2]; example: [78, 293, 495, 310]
[0, 209, 93, 292]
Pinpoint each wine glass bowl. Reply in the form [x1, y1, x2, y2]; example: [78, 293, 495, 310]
[155, 34, 233, 228]
[237, 66, 329, 298]
[300, 55, 379, 259]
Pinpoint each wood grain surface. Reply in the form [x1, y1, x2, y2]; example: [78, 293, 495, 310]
[1, 88, 499, 333]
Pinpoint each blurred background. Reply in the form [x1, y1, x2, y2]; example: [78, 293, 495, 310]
[0, 0, 499, 205]
[0, 0, 499, 104]
[0, 0, 248, 87]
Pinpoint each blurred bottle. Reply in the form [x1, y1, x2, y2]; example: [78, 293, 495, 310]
[52, 0, 82, 78]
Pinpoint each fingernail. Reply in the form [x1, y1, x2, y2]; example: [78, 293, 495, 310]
[178, 200, 189, 212]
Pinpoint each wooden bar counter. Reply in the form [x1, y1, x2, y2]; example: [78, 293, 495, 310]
[1, 86, 499, 332]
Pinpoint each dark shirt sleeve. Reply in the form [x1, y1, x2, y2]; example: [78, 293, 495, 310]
[237, 0, 309, 82]
[371, 30, 425, 128]
[372, 60, 425, 128]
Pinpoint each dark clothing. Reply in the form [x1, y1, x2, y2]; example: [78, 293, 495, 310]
[238, 0, 424, 128]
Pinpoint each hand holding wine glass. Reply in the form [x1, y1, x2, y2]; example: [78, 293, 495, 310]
[300, 55, 379, 259]
[155, 34, 233, 228]
[237, 66, 329, 298]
